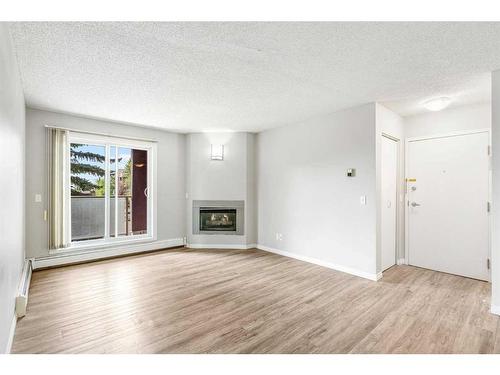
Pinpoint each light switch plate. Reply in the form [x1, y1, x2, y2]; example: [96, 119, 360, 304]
[35, 194, 42, 203]
[360, 196, 366, 205]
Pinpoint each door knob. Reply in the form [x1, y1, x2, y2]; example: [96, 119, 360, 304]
[411, 202, 421, 207]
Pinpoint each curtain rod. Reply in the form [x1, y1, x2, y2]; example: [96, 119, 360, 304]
[44, 125, 159, 143]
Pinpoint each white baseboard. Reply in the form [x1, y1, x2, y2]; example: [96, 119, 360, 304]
[33, 238, 184, 269]
[187, 243, 257, 250]
[5, 312, 17, 354]
[257, 244, 379, 281]
[491, 305, 500, 316]
[397, 258, 407, 265]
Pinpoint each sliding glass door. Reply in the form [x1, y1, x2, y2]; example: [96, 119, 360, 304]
[108, 146, 148, 238]
[68, 133, 153, 246]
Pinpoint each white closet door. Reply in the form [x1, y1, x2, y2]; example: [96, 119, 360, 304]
[381, 136, 398, 272]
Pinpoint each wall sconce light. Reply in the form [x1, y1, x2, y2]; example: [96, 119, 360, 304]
[211, 144, 224, 161]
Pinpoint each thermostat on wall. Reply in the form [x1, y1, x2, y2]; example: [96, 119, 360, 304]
[346, 168, 356, 177]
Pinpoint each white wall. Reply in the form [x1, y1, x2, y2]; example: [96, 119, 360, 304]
[25, 108, 186, 259]
[0, 24, 25, 353]
[404, 102, 491, 138]
[246, 134, 257, 245]
[376, 104, 405, 271]
[186, 132, 256, 247]
[492, 71, 500, 314]
[256, 104, 378, 279]
[255, 103, 488, 280]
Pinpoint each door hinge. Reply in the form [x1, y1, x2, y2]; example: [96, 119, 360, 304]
[487, 258, 491, 270]
[487, 201, 491, 213]
[488, 145, 491, 156]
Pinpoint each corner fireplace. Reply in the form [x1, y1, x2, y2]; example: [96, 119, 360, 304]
[200, 208, 237, 232]
[192, 200, 244, 235]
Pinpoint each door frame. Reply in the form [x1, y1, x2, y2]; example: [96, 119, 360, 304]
[381, 132, 401, 271]
[404, 128, 492, 278]
[52, 131, 158, 255]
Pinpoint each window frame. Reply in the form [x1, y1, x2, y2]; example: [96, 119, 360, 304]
[51, 131, 157, 254]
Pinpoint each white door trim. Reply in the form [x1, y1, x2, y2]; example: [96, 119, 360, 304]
[404, 128, 492, 274]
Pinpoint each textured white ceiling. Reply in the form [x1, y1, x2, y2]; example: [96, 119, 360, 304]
[8, 22, 500, 132]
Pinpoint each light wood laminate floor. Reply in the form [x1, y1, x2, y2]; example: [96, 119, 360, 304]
[12, 248, 500, 354]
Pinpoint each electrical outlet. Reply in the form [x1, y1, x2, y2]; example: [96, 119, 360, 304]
[275, 233, 283, 241]
[35, 194, 42, 203]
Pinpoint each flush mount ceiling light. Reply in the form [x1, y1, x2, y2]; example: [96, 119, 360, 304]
[211, 144, 224, 161]
[422, 97, 451, 112]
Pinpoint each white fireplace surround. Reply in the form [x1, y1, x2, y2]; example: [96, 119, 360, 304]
[192, 200, 244, 235]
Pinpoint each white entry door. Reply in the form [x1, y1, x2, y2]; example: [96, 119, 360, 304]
[407, 131, 490, 281]
[381, 135, 398, 272]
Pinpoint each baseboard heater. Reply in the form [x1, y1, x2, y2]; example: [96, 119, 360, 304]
[16, 259, 33, 318]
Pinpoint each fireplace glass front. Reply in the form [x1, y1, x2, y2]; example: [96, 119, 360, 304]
[199, 208, 237, 232]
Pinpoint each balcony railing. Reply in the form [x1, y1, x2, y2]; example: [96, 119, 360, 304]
[71, 195, 132, 241]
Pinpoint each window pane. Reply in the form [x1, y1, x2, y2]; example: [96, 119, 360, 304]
[117, 147, 148, 236]
[70, 143, 106, 241]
